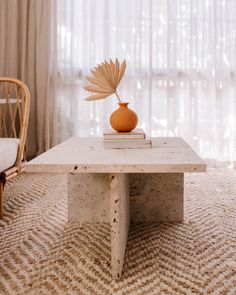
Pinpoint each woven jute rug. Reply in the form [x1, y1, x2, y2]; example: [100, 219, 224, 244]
[0, 172, 236, 295]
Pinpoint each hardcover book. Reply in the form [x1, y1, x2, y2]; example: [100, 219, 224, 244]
[104, 139, 152, 149]
[103, 128, 145, 140]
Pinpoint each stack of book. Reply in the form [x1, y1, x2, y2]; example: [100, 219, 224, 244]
[103, 128, 152, 149]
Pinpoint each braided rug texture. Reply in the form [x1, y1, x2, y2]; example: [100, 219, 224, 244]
[0, 172, 236, 295]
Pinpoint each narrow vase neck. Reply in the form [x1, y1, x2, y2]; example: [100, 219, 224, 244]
[119, 102, 129, 107]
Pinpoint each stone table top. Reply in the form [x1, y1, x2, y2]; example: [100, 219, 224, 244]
[26, 137, 206, 173]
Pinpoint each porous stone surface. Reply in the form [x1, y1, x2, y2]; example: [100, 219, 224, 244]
[67, 173, 183, 224]
[26, 137, 206, 173]
[130, 173, 184, 222]
[68, 173, 110, 222]
[110, 174, 130, 280]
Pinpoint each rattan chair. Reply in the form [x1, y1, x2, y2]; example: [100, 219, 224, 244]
[0, 78, 30, 218]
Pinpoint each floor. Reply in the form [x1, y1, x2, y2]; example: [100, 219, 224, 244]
[0, 171, 236, 295]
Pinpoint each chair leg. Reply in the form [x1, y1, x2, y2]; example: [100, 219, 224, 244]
[0, 181, 4, 219]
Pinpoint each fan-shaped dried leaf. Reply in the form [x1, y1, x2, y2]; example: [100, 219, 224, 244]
[85, 93, 110, 101]
[96, 66, 113, 89]
[83, 85, 113, 94]
[90, 69, 113, 91]
[86, 76, 112, 92]
[117, 60, 126, 84]
[115, 58, 120, 85]
[104, 62, 115, 88]
[109, 59, 116, 87]
[83, 58, 126, 101]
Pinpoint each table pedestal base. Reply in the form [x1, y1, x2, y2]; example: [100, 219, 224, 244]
[68, 172, 183, 280]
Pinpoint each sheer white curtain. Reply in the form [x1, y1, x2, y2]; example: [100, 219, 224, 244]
[57, 0, 236, 166]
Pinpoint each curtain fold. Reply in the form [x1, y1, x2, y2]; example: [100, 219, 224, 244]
[57, 0, 236, 166]
[0, 0, 58, 157]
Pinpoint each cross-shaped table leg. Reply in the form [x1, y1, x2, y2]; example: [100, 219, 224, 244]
[67, 172, 183, 280]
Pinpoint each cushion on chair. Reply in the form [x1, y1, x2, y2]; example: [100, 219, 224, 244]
[0, 138, 20, 173]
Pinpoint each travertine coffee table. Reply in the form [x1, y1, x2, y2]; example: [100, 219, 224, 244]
[26, 137, 206, 280]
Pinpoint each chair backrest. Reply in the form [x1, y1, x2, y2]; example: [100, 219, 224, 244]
[0, 78, 30, 168]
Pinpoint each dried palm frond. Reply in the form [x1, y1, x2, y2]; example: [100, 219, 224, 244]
[83, 58, 126, 102]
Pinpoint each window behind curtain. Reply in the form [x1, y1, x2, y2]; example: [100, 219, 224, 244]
[57, 0, 236, 166]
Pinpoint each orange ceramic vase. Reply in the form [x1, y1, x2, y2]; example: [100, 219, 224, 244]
[110, 102, 138, 132]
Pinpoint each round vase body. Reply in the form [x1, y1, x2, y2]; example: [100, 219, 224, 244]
[110, 102, 138, 132]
